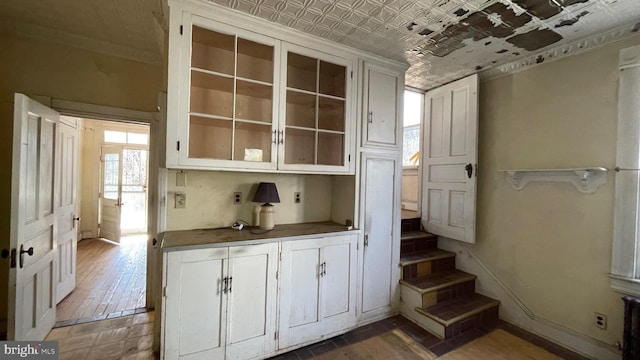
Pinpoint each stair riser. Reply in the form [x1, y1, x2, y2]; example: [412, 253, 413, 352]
[422, 280, 476, 307]
[401, 218, 421, 233]
[400, 286, 446, 338]
[402, 257, 456, 281]
[444, 306, 499, 338]
[401, 237, 437, 254]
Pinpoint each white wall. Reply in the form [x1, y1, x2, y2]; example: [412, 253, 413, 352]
[453, 34, 640, 354]
[165, 170, 341, 231]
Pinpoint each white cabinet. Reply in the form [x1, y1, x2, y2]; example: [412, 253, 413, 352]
[166, 6, 356, 173]
[358, 152, 401, 322]
[162, 243, 278, 360]
[278, 235, 358, 348]
[361, 63, 404, 149]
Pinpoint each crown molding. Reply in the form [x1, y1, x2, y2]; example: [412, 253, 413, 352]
[481, 22, 640, 81]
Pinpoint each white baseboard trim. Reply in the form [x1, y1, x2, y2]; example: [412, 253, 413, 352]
[437, 237, 621, 360]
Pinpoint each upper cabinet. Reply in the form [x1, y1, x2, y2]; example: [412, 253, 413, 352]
[166, 7, 356, 174]
[361, 62, 404, 150]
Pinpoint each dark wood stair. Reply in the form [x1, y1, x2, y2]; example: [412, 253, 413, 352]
[399, 219, 500, 339]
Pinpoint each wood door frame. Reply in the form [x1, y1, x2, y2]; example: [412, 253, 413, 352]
[36, 97, 161, 310]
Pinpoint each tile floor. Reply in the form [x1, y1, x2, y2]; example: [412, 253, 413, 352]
[45, 311, 155, 360]
[48, 312, 590, 360]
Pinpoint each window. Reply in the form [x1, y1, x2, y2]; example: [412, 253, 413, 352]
[104, 130, 149, 145]
[611, 44, 640, 296]
[403, 90, 423, 167]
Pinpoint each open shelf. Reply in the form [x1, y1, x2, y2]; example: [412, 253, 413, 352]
[237, 38, 274, 83]
[234, 121, 272, 162]
[500, 167, 608, 193]
[189, 116, 233, 160]
[284, 128, 315, 165]
[190, 71, 233, 118]
[191, 26, 235, 75]
[236, 80, 272, 123]
[319, 60, 346, 98]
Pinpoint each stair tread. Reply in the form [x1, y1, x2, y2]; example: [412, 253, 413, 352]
[416, 293, 500, 326]
[400, 269, 476, 293]
[399, 249, 455, 266]
[401, 231, 437, 241]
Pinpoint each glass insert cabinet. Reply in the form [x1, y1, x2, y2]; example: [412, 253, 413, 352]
[167, 15, 355, 173]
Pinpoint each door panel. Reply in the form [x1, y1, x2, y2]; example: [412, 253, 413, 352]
[226, 243, 278, 360]
[322, 243, 350, 318]
[9, 94, 58, 340]
[364, 65, 398, 147]
[422, 74, 478, 243]
[56, 118, 79, 303]
[100, 145, 122, 243]
[361, 156, 396, 315]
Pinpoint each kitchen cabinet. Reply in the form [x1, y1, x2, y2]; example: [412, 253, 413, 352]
[162, 243, 278, 360]
[361, 62, 404, 150]
[278, 234, 358, 348]
[166, 8, 355, 173]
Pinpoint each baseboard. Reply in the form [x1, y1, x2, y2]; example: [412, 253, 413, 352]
[357, 307, 396, 327]
[437, 237, 621, 360]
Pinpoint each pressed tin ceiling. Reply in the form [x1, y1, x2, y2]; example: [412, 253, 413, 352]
[1, 0, 640, 90]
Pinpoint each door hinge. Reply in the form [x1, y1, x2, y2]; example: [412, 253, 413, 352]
[350, 71, 353, 79]
[180, 25, 183, 35]
[279, 252, 282, 261]
[274, 331, 278, 340]
[177, 141, 180, 151]
[163, 286, 167, 297]
[9, 248, 16, 269]
[348, 154, 351, 162]
[275, 271, 278, 280]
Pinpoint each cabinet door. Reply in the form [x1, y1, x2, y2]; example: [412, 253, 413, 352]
[163, 247, 228, 360]
[359, 153, 401, 321]
[319, 235, 358, 334]
[278, 43, 355, 173]
[225, 243, 279, 360]
[278, 239, 322, 348]
[362, 63, 403, 149]
[168, 13, 279, 171]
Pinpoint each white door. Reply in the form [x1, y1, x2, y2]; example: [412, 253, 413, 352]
[422, 74, 479, 243]
[362, 64, 401, 148]
[361, 154, 399, 316]
[100, 145, 122, 243]
[320, 235, 357, 334]
[55, 117, 79, 303]
[8, 94, 58, 340]
[225, 243, 278, 360]
[164, 247, 228, 359]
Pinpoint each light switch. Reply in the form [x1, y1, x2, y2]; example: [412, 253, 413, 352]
[175, 192, 186, 208]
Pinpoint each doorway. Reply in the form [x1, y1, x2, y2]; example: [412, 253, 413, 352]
[56, 118, 151, 323]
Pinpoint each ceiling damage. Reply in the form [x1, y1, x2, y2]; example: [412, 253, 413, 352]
[0, 0, 639, 90]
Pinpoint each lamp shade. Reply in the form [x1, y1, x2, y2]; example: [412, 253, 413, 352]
[252, 182, 280, 204]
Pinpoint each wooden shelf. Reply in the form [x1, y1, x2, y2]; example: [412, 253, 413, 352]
[500, 167, 608, 193]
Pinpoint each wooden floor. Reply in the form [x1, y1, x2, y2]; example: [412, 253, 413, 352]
[56, 235, 147, 322]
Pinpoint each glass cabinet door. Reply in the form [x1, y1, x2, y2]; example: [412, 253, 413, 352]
[187, 24, 276, 166]
[282, 48, 348, 169]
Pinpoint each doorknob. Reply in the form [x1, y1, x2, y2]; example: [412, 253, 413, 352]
[73, 215, 81, 229]
[19, 245, 34, 269]
[465, 163, 473, 178]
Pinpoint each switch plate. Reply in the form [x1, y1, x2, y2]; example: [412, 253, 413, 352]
[294, 192, 301, 203]
[175, 192, 186, 208]
[176, 171, 187, 187]
[234, 192, 242, 204]
[595, 312, 607, 330]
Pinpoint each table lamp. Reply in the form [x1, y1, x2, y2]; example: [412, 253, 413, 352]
[252, 182, 280, 230]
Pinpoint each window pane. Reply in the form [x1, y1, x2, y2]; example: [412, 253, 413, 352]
[104, 130, 127, 143]
[403, 126, 420, 166]
[127, 132, 148, 145]
[122, 149, 148, 187]
[404, 90, 423, 127]
[103, 153, 119, 199]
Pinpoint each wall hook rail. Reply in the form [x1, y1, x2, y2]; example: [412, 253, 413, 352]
[499, 167, 608, 193]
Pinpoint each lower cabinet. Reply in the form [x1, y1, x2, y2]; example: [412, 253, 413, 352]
[278, 235, 358, 348]
[162, 243, 279, 360]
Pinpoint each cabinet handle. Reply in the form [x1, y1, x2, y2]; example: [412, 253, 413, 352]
[322, 262, 327, 276]
[368, 111, 373, 124]
[222, 277, 228, 293]
[278, 130, 284, 145]
[272, 130, 277, 144]
[228, 276, 233, 293]
[319, 263, 323, 277]
[364, 234, 369, 247]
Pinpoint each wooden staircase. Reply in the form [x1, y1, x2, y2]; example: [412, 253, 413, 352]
[399, 218, 500, 339]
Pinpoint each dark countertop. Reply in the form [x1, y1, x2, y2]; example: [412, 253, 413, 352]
[161, 221, 361, 251]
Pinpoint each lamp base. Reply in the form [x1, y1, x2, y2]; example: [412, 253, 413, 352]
[259, 204, 275, 230]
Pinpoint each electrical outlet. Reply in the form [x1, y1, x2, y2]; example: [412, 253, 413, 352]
[595, 312, 607, 330]
[234, 192, 242, 204]
[294, 192, 301, 203]
[175, 192, 186, 208]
